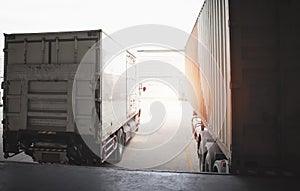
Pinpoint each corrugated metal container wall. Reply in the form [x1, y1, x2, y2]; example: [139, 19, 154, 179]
[185, 0, 232, 159]
[185, 20, 208, 121]
[198, 0, 231, 159]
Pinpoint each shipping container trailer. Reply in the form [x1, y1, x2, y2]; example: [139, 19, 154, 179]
[2, 29, 141, 164]
[186, 0, 300, 174]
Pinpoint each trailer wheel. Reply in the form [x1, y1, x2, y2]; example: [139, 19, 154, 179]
[205, 143, 223, 172]
[115, 129, 125, 163]
[199, 150, 207, 172]
[67, 144, 83, 165]
[198, 154, 203, 171]
[200, 151, 208, 172]
[4, 153, 9, 159]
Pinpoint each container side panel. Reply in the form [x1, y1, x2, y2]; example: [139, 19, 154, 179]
[230, 0, 300, 173]
[101, 33, 138, 140]
[185, 0, 232, 159]
[185, 19, 208, 121]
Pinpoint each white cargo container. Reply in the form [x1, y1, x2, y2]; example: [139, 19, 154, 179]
[2, 30, 141, 164]
[186, 0, 300, 174]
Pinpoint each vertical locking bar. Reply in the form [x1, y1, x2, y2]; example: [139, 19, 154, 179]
[74, 36, 78, 64]
[24, 38, 27, 64]
[55, 37, 59, 64]
[41, 38, 45, 64]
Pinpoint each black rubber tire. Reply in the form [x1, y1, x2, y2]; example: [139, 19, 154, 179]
[205, 143, 220, 172]
[4, 153, 9, 159]
[115, 129, 124, 163]
[200, 151, 207, 172]
[198, 155, 203, 172]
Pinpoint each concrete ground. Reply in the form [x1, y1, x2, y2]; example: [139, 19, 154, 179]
[115, 97, 199, 173]
[0, 161, 298, 191]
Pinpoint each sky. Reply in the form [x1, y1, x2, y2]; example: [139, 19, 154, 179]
[0, 0, 205, 76]
[0, 0, 204, 34]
